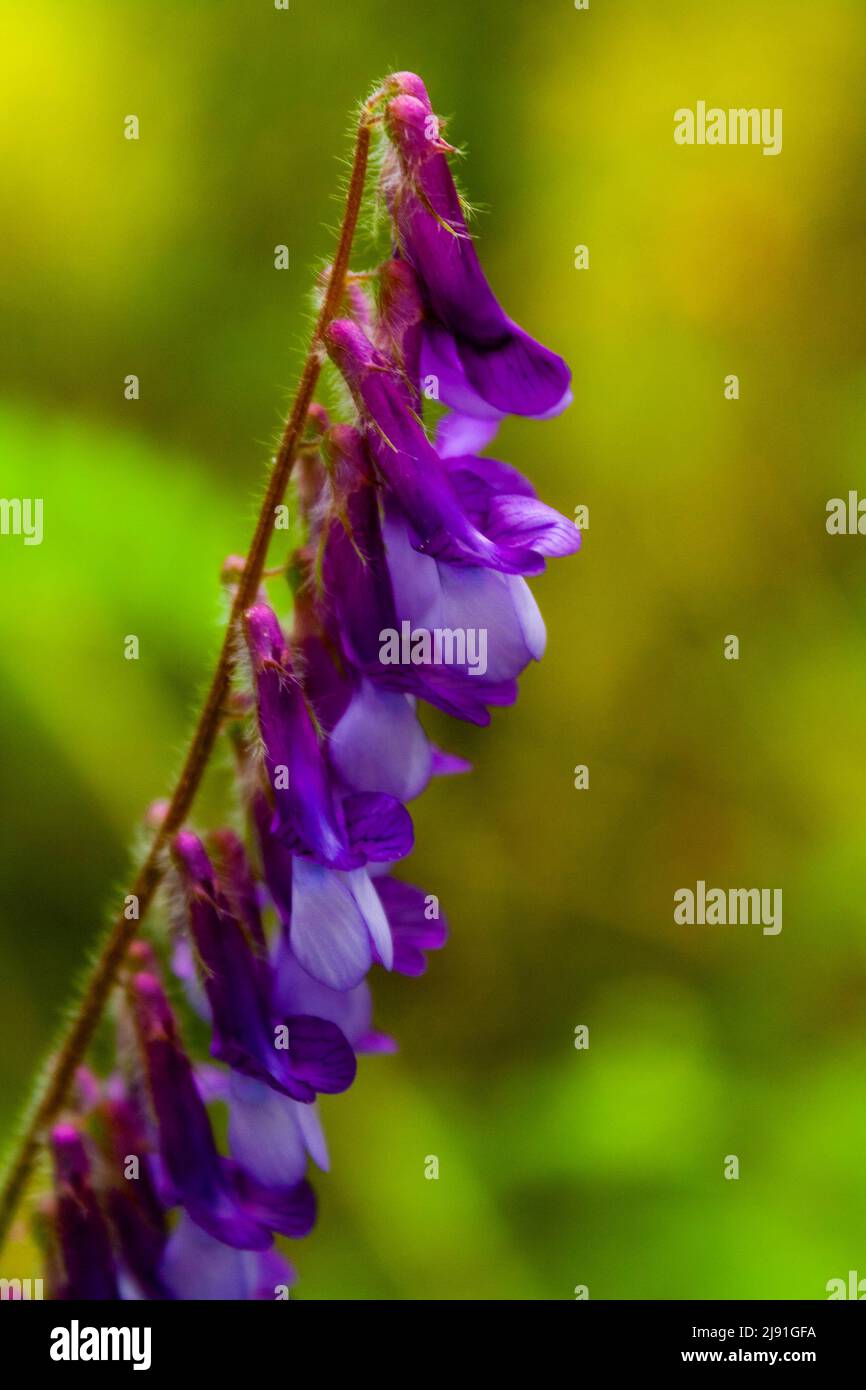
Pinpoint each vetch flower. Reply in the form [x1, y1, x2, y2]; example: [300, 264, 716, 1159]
[171, 829, 357, 1101]
[128, 970, 314, 1248]
[289, 857, 394, 991]
[249, 790, 394, 991]
[326, 319, 569, 575]
[25, 71, 577, 1302]
[318, 425, 522, 724]
[49, 1124, 120, 1301]
[382, 81, 572, 421]
[272, 943, 397, 1054]
[243, 601, 414, 868]
[98, 1083, 168, 1299]
[161, 1213, 296, 1302]
[374, 876, 448, 977]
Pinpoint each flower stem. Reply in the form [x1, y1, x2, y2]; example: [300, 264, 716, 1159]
[0, 105, 377, 1252]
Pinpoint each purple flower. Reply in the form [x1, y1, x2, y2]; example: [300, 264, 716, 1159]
[438, 437, 580, 563]
[326, 319, 552, 576]
[171, 830, 357, 1101]
[381, 505, 549, 686]
[209, 826, 269, 954]
[286, 569, 435, 804]
[293, 859, 391, 991]
[243, 602, 414, 867]
[223, 1072, 330, 1190]
[50, 1124, 119, 1300]
[374, 876, 447, 976]
[382, 79, 571, 421]
[128, 969, 308, 1249]
[99, 1085, 168, 1299]
[35, 71, 576, 1303]
[161, 1213, 296, 1302]
[318, 425, 523, 725]
[250, 788, 395, 990]
[272, 936, 396, 1054]
[330, 681, 432, 802]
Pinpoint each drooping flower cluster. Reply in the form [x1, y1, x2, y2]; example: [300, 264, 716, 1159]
[40, 72, 579, 1299]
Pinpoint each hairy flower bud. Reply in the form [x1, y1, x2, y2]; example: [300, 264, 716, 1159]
[50, 1124, 119, 1300]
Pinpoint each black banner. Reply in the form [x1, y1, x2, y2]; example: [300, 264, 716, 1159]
[0, 1298, 862, 1374]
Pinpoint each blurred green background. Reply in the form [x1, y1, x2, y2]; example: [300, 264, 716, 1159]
[2, 0, 866, 1299]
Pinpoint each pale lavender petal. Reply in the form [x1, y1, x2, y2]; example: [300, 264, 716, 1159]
[290, 858, 374, 989]
[435, 409, 503, 459]
[329, 680, 433, 801]
[226, 1073, 310, 1187]
[162, 1214, 296, 1301]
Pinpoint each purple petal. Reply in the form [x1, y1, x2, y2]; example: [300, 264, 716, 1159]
[375, 257, 425, 402]
[343, 791, 415, 863]
[230, 1166, 317, 1240]
[321, 444, 401, 673]
[436, 563, 547, 678]
[244, 604, 358, 869]
[383, 509, 546, 682]
[280, 1014, 357, 1095]
[485, 493, 581, 559]
[385, 93, 572, 419]
[430, 746, 473, 776]
[329, 680, 432, 802]
[103, 1186, 169, 1301]
[100, 1090, 168, 1298]
[272, 944, 375, 1053]
[209, 828, 268, 953]
[253, 791, 293, 926]
[343, 866, 394, 970]
[295, 632, 353, 734]
[375, 877, 448, 976]
[50, 1124, 120, 1300]
[171, 832, 283, 1092]
[325, 320, 545, 576]
[162, 1214, 297, 1301]
[420, 324, 506, 421]
[357, 1030, 399, 1054]
[444, 452, 538, 506]
[173, 831, 355, 1103]
[294, 1098, 330, 1172]
[289, 859, 375, 989]
[225, 1074, 311, 1187]
[170, 933, 211, 1020]
[435, 322, 573, 421]
[436, 410, 503, 460]
[129, 971, 271, 1251]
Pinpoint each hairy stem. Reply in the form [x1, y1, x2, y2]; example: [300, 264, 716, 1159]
[0, 106, 377, 1251]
